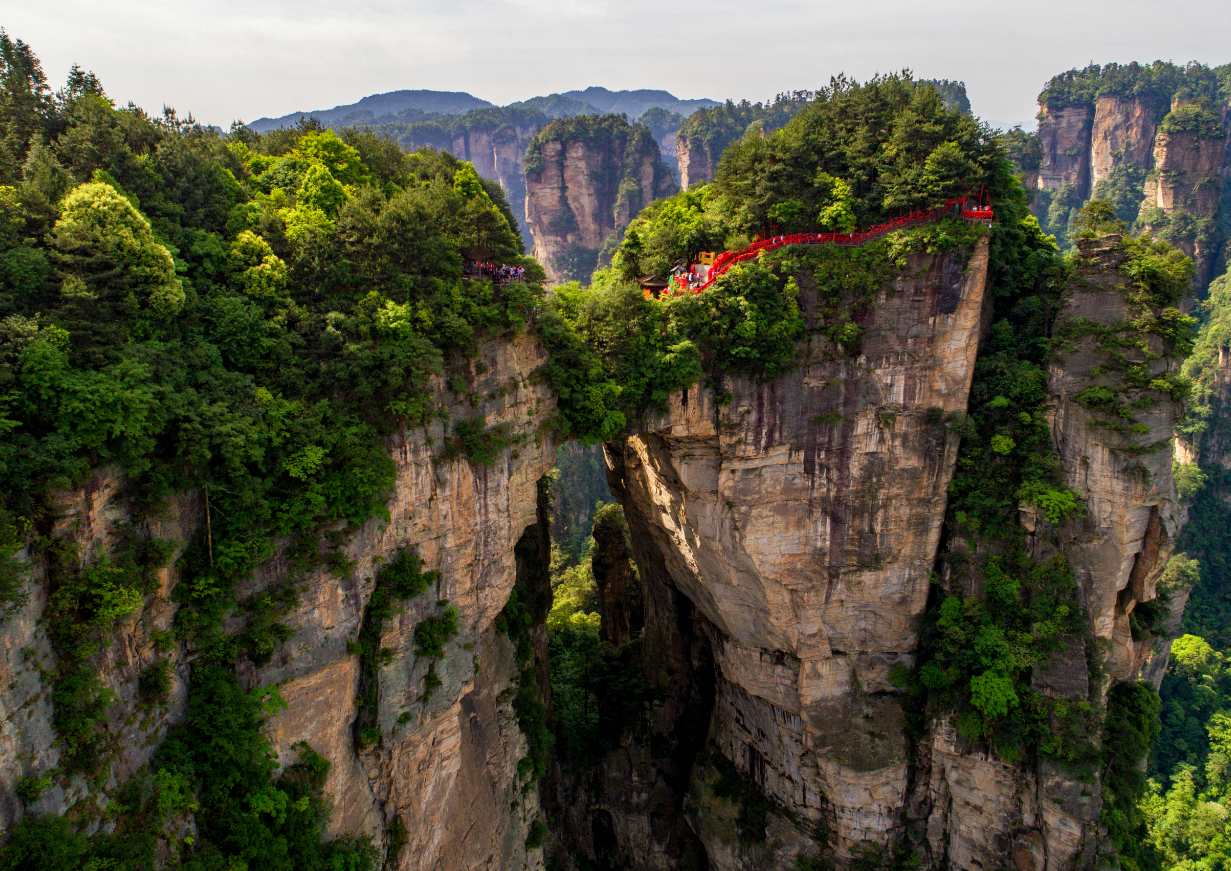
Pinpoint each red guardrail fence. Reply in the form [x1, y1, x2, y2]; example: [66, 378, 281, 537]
[666, 199, 993, 296]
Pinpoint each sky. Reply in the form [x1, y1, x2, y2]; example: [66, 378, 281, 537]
[6, 0, 1231, 132]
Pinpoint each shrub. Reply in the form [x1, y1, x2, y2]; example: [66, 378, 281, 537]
[413, 607, 459, 659]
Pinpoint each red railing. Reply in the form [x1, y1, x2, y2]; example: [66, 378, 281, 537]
[666, 199, 993, 296]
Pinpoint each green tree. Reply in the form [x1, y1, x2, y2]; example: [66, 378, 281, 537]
[50, 181, 184, 321]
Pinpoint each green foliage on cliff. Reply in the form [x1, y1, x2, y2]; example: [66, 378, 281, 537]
[615, 73, 1004, 279]
[999, 126, 1043, 173]
[535, 272, 702, 440]
[0, 36, 533, 619]
[1140, 265, 1231, 869]
[909, 201, 1192, 808]
[3, 669, 379, 871]
[0, 33, 561, 865]
[540, 74, 1011, 443]
[1039, 60, 1231, 115]
[1103, 681, 1164, 867]
[1159, 102, 1227, 139]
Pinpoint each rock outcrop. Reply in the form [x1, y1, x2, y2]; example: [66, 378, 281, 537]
[677, 136, 713, 191]
[0, 331, 559, 871]
[1034, 91, 1230, 288]
[1089, 95, 1160, 191]
[1139, 102, 1229, 287]
[525, 116, 677, 284]
[547, 239, 993, 869]
[1037, 105, 1095, 195]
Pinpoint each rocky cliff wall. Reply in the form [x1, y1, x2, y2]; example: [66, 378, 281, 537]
[677, 135, 712, 190]
[1035, 94, 1230, 289]
[1037, 105, 1095, 195]
[1089, 95, 1160, 191]
[551, 229, 1191, 871]
[1, 331, 558, 871]
[1139, 104, 1229, 287]
[525, 122, 677, 285]
[545, 238, 993, 870]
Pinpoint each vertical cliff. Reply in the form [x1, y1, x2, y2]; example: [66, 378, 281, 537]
[547, 236, 993, 869]
[677, 136, 713, 191]
[1138, 100, 1229, 287]
[525, 115, 677, 285]
[1031, 65, 1230, 284]
[546, 220, 1193, 870]
[1, 333, 559, 871]
[1089, 95, 1160, 191]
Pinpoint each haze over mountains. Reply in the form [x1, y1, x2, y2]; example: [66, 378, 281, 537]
[250, 86, 722, 133]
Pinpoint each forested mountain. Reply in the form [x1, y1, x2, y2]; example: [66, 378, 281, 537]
[675, 79, 972, 189]
[0, 25, 1226, 871]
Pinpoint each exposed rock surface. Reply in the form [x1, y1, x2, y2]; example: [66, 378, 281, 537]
[677, 135, 713, 190]
[548, 239, 993, 870]
[1139, 103, 1229, 286]
[1089, 95, 1160, 191]
[0, 331, 558, 871]
[526, 120, 677, 284]
[0, 474, 197, 828]
[1037, 105, 1095, 195]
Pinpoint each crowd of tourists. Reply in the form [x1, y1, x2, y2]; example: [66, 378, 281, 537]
[464, 261, 526, 284]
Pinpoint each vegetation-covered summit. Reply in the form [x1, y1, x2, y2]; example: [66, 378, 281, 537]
[612, 73, 1003, 282]
[1039, 60, 1231, 114]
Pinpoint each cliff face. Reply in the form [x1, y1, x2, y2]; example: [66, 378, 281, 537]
[0, 476, 198, 828]
[2, 231, 1194, 871]
[525, 117, 677, 284]
[677, 135, 712, 190]
[1037, 105, 1095, 194]
[1, 332, 558, 871]
[1049, 237, 1184, 680]
[1139, 103, 1229, 287]
[1089, 95, 1159, 191]
[548, 239, 992, 869]
[1035, 93, 1230, 288]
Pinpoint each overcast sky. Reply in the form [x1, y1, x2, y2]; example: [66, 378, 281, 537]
[7, 0, 1230, 131]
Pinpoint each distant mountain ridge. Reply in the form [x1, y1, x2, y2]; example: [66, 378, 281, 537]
[250, 89, 495, 132]
[249, 86, 719, 132]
